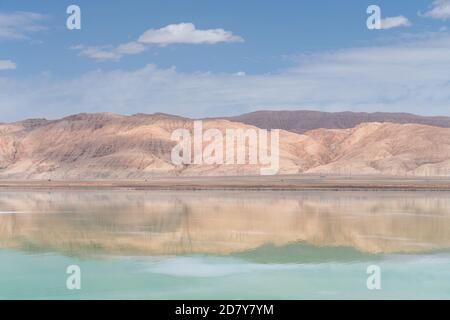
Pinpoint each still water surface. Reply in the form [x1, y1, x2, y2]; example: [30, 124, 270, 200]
[0, 190, 449, 299]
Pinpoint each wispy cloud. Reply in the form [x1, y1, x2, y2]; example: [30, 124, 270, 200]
[380, 16, 411, 29]
[421, 0, 450, 20]
[72, 41, 147, 61]
[116, 41, 147, 54]
[73, 23, 243, 61]
[71, 45, 118, 62]
[0, 60, 16, 70]
[0, 11, 47, 40]
[2, 32, 450, 121]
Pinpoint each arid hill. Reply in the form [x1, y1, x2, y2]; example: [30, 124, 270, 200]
[0, 112, 448, 179]
[228, 110, 450, 133]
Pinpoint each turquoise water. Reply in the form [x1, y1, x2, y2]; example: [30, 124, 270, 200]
[2, 249, 450, 299]
[0, 190, 449, 299]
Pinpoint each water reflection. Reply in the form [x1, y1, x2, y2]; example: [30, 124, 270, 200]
[0, 190, 449, 256]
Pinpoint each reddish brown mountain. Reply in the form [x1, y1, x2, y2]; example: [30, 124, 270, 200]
[228, 110, 450, 133]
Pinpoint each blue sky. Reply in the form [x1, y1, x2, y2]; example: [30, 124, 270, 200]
[0, 0, 449, 121]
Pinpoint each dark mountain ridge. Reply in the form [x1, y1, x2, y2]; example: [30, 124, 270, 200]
[227, 110, 450, 133]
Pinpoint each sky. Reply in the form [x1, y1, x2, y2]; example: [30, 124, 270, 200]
[0, 0, 449, 121]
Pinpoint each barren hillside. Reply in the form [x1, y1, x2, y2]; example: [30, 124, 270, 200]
[0, 112, 448, 179]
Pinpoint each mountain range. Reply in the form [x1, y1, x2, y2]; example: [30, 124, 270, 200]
[0, 110, 448, 179]
[227, 110, 450, 133]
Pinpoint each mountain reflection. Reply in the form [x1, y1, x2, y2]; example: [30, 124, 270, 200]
[0, 190, 449, 256]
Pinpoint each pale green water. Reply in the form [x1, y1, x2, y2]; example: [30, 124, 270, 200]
[0, 189, 449, 299]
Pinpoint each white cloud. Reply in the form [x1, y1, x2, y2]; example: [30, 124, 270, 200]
[380, 16, 411, 29]
[422, 0, 450, 20]
[138, 23, 244, 45]
[73, 23, 243, 61]
[0, 60, 16, 70]
[0, 11, 46, 40]
[2, 32, 450, 121]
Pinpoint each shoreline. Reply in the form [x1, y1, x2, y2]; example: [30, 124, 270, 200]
[0, 175, 449, 191]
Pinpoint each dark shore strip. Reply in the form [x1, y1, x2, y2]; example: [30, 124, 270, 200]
[0, 175, 449, 191]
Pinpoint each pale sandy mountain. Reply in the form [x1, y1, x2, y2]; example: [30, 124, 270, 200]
[304, 123, 450, 176]
[0, 112, 448, 179]
[228, 110, 450, 133]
